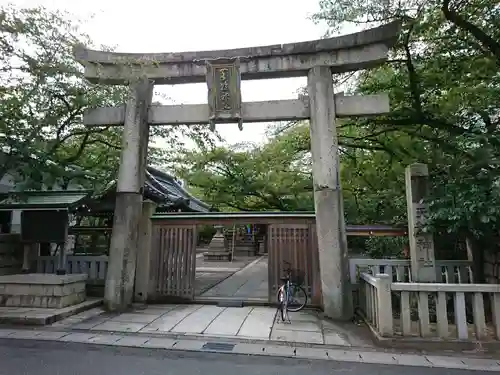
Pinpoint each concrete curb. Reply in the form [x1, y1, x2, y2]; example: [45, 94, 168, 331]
[369, 324, 500, 352]
[0, 328, 499, 371]
[58, 325, 351, 349]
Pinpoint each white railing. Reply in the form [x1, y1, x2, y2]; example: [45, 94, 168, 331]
[33, 256, 473, 286]
[349, 258, 474, 284]
[359, 273, 393, 335]
[35, 255, 108, 282]
[359, 272, 500, 341]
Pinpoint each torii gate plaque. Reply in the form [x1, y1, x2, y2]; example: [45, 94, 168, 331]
[74, 21, 401, 319]
[205, 58, 243, 131]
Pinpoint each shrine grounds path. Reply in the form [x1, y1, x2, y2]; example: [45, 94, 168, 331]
[0, 338, 490, 375]
[194, 254, 263, 297]
[199, 256, 268, 299]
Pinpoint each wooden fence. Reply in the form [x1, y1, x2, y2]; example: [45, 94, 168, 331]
[267, 224, 321, 306]
[148, 224, 197, 301]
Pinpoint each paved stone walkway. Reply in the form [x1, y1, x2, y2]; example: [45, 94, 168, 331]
[47, 304, 354, 345]
[195, 256, 259, 296]
[201, 256, 268, 299]
[196, 255, 257, 272]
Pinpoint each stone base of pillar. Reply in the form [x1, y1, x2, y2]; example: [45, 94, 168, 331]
[104, 192, 142, 312]
[315, 189, 349, 320]
[257, 239, 266, 255]
[134, 200, 157, 304]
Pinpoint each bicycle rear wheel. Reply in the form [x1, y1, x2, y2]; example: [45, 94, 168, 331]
[286, 284, 307, 312]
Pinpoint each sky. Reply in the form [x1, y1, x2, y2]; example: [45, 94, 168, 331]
[7, 0, 331, 146]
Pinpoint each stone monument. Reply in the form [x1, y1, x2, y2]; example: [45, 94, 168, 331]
[204, 226, 232, 261]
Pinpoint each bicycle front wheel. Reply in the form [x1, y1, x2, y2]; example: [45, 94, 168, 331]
[277, 288, 287, 321]
[286, 284, 307, 312]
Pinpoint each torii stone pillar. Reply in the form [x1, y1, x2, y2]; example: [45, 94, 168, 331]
[104, 79, 153, 311]
[405, 163, 436, 282]
[308, 66, 350, 319]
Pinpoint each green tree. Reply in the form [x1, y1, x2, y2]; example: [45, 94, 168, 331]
[312, 0, 500, 273]
[177, 118, 410, 223]
[0, 5, 218, 190]
[174, 124, 314, 211]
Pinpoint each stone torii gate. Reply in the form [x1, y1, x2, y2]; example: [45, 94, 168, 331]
[74, 21, 401, 319]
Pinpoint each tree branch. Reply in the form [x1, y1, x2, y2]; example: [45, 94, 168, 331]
[441, 0, 500, 64]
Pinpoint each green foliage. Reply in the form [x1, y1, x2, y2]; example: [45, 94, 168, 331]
[174, 124, 314, 211]
[5, 1, 500, 264]
[0, 4, 218, 190]
[312, 0, 500, 263]
[0, 5, 124, 189]
[364, 236, 408, 259]
[178, 0, 500, 262]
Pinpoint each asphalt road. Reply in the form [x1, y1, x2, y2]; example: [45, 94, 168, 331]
[0, 339, 488, 375]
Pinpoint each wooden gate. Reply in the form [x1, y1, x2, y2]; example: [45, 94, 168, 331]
[267, 224, 322, 306]
[148, 224, 197, 302]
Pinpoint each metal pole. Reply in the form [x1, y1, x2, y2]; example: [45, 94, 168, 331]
[231, 224, 236, 262]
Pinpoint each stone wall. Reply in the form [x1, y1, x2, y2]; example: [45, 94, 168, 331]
[0, 274, 87, 308]
[0, 234, 22, 276]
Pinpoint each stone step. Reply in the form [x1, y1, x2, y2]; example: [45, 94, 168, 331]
[233, 249, 256, 256]
[203, 252, 233, 262]
[0, 273, 87, 309]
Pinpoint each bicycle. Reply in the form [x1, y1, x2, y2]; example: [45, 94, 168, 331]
[277, 260, 308, 322]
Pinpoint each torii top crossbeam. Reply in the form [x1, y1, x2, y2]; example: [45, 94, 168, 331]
[73, 21, 401, 85]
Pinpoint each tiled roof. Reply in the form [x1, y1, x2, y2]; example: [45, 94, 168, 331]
[0, 167, 210, 213]
[0, 190, 92, 210]
[146, 167, 210, 212]
[92, 167, 211, 213]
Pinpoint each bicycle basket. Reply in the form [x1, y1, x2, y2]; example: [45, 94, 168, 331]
[289, 269, 305, 286]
